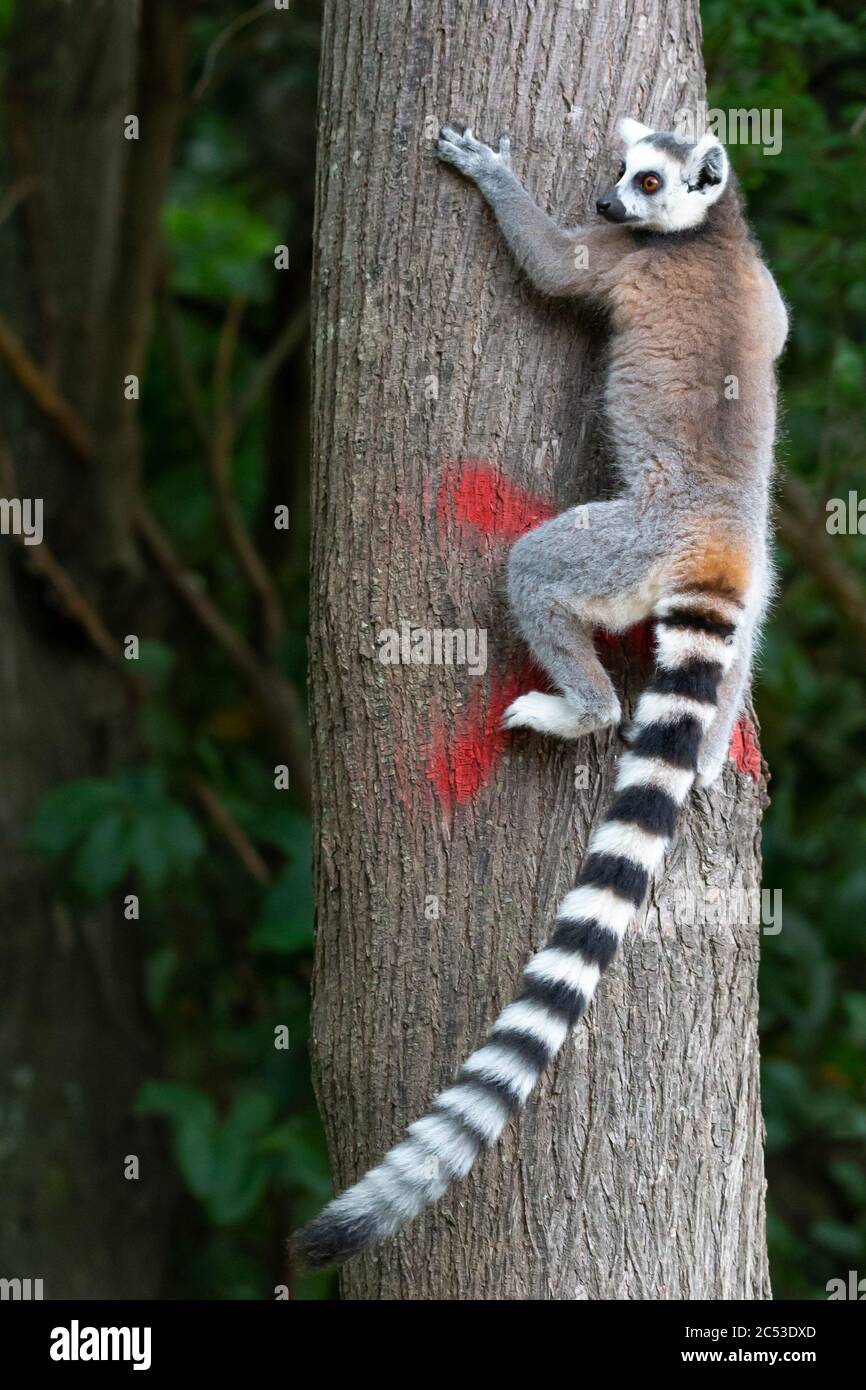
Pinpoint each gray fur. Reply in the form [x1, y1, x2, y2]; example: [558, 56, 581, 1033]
[436, 120, 787, 777]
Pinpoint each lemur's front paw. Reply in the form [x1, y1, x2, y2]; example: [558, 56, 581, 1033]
[435, 126, 511, 183]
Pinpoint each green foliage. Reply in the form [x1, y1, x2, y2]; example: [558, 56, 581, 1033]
[26, 1, 328, 1300]
[29, 768, 204, 898]
[135, 1083, 329, 1227]
[251, 844, 315, 956]
[704, 0, 866, 1299]
[164, 194, 277, 304]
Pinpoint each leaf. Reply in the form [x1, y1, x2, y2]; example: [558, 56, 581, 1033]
[250, 837, 313, 956]
[164, 194, 277, 303]
[127, 803, 204, 889]
[176, 1116, 219, 1201]
[225, 1092, 276, 1139]
[199, 1095, 276, 1226]
[28, 779, 122, 858]
[135, 1081, 215, 1129]
[135, 1083, 218, 1201]
[258, 1118, 332, 1199]
[206, 1158, 269, 1227]
[247, 807, 310, 855]
[135, 640, 175, 688]
[842, 992, 866, 1049]
[145, 947, 179, 1012]
[71, 813, 134, 898]
[811, 1220, 864, 1260]
[159, 804, 206, 868]
[139, 702, 186, 759]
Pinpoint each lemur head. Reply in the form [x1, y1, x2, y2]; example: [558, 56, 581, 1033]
[596, 118, 730, 233]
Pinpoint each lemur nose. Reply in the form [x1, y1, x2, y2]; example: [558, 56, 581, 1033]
[596, 198, 610, 213]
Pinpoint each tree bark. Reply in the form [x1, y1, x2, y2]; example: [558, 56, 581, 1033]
[309, 0, 770, 1299]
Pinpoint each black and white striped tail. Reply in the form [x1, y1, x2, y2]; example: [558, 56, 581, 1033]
[293, 587, 743, 1269]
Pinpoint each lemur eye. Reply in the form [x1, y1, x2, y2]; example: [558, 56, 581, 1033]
[641, 173, 661, 194]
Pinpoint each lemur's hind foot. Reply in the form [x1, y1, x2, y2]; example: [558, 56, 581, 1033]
[502, 690, 622, 740]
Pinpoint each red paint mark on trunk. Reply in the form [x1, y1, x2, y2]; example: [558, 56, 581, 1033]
[437, 461, 554, 543]
[597, 621, 655, 665]
[428, 461, 660, 809]
[427, 461, 555, 811]
[729, 714, 761, 780]
[427, 660, 549, 808]
[626, 621, 655, 664]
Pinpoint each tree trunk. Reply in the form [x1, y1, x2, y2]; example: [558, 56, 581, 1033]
[309, 0, 770, 1300]
[0, 0, 186, 1299]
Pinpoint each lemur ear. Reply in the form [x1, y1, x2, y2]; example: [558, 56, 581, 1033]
[619, 117, 654, 148]
[684, 133, 729, 192]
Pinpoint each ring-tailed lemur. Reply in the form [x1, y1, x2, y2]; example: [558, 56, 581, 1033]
[295, 118, 788, 1270]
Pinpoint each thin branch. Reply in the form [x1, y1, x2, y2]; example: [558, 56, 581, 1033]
[192, 1, 273, 102]
[207, 295, 286, 657]
[135, 505, 310, 807]
[24, 544, 138, 680]
[189, 775, 272, 885]
[0, 440, 140, 691]
[88, 0, 191, 568]
[159, 283, 290, 654]
[213, 294, 247, 417]
[158, 278, 211, 451]
[233, 303, 309, 432]
[5, 110, 60, 374]
[0, 313, 92, 460]
[0, 308, 310, 807]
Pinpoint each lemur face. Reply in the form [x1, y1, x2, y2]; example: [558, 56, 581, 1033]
[596, 119, 730, 234]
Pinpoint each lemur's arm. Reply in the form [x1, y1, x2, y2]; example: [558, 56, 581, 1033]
[436, 127, 626, 301]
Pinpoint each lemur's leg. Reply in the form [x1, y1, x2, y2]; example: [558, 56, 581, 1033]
[504, 499, 665, 739]
[435, 127, 630, 300]
[503, 606, 620, 739]
[694, 624, 754, 788]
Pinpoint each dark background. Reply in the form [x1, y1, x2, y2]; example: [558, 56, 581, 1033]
[0, 0, 863, 1300]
